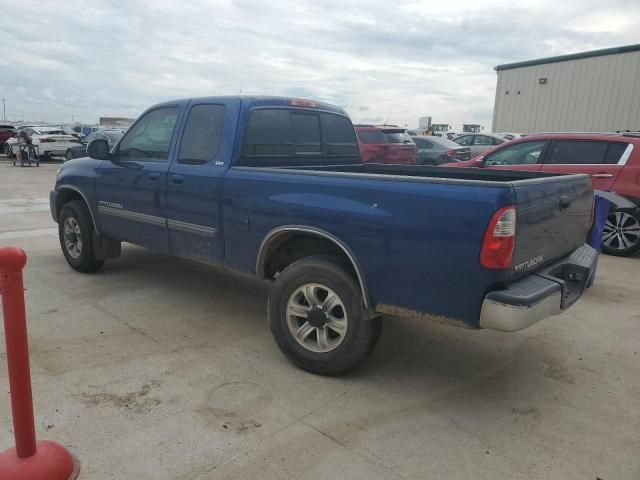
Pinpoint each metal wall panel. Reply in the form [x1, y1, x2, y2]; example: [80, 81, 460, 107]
[492, 51, 640, 133]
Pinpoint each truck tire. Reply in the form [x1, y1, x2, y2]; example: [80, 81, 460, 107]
[58, 200, 105, 273]
[601, 208, 640, 257]
[268, 255, 382, 375]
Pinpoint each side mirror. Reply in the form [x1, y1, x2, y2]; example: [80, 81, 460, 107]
[87, 139, 110, 160]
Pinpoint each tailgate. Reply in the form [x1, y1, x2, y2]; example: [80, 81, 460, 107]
[511, 174, 593, 279]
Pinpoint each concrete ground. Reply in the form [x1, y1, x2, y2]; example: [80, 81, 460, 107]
[0, 158, 639, 480]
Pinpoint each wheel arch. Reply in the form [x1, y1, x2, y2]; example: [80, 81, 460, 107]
[256, 226, 371, 309]
[56, 185, 100, 234]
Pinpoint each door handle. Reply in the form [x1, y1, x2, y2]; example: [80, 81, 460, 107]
[591, 173, 614, 178]
[148, 173, 160, 181]
[170, 175, 184, 184]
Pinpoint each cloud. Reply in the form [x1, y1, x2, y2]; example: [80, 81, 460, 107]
[0, 0, 638, 128]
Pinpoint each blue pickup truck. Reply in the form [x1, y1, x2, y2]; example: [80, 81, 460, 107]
[50, 96, 597, 375]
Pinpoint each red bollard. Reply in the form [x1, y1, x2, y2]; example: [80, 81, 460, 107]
[0, 247, 80, 480]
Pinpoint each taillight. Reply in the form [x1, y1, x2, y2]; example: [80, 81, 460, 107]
[445, 149, 457, 158]
[481, 206, 517, 269]
[40, 138, 55, 143]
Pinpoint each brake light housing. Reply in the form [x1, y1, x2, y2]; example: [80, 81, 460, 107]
[481, 206, 517, 269]
[288, 98, 318, 108]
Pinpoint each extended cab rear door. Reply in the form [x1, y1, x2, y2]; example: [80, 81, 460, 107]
[539, 139, 632, 190]
[165, 98, 241, 264]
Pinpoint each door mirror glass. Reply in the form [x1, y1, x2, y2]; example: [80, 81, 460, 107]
[87, 139, 110, 160]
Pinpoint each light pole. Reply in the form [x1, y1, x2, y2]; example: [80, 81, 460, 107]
[2, 98, 5, 121]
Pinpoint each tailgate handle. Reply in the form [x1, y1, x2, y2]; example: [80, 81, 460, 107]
[591, 173, 614, 178]
[559, 195, 571, 210]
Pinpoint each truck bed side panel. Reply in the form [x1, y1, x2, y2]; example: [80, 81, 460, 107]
[222, 168, 515, 326]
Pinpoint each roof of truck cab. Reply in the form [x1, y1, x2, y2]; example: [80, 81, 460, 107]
[148, 96, 348, 115]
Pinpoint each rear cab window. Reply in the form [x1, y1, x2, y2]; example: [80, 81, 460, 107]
[240, 108, 359, 166]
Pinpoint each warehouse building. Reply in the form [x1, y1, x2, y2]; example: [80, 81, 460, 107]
[492, 44, 640, 134]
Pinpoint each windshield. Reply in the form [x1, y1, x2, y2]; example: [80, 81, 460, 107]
[383, 131, 412, 144]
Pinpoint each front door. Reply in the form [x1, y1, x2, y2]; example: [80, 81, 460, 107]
[95, 106, 181, 252]
[539, 139, 631, 191]
[166, 99, 240, 263]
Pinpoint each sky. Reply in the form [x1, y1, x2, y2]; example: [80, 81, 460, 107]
[1, 0, 638, 130]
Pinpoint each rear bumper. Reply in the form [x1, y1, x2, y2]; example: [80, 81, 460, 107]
[479, 244, 598, 332]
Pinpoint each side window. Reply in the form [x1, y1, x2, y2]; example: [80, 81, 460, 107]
[545, 141, 608, 165]
[455, 135, 472, 146]
[25, 128, 36, 136]
[117, 107, 179, 162]
[243, 109, 293, 156]
[604, 142, 629, 164]
[178, 104, 226, 165]
[484, 141, 546, 166]
[493, 137, 504, 145]
[320, 113, 359, 156]
[474, 135, 494, 146]
[292, 112, 321, 154]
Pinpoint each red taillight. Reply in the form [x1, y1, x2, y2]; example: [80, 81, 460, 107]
[445, 149, 456, 158]
[481, 206, 517, 269]
[39, 138, 55, 143]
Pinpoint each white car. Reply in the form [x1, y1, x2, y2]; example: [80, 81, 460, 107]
[5, 126, 80, 159]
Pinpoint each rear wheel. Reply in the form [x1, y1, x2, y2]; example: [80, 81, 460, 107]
[268, 255, 382, 375]
[66, 150, 73, 162]
[5, 143, 14, 158]
[58, 200, 105, 273]
[601, 208, 640, 257]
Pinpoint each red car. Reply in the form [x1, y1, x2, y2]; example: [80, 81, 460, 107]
[354, 125, 416, 165]
[0, 124, 17, 147]
[445, 132, 640, 256]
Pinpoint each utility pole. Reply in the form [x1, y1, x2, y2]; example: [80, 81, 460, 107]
[2, 98, 5, 121]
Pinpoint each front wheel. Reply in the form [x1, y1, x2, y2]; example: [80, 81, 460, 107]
[58, 200, 105, 273]
[268, 256, 382, 375]
[602, 208, 640, 257]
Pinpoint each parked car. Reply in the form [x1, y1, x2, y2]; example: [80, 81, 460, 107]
[354, 125, 416, 164]
[65, 130, 124, 161]
[444, 132, 640, 256]
[412, 135, 470, 165]
[0, 124, 17, 148]
[498, 132, 527, 141]
[51, 96, 597, 375]
[452, 133, 508, 157]
[5, 126, 80, 160]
